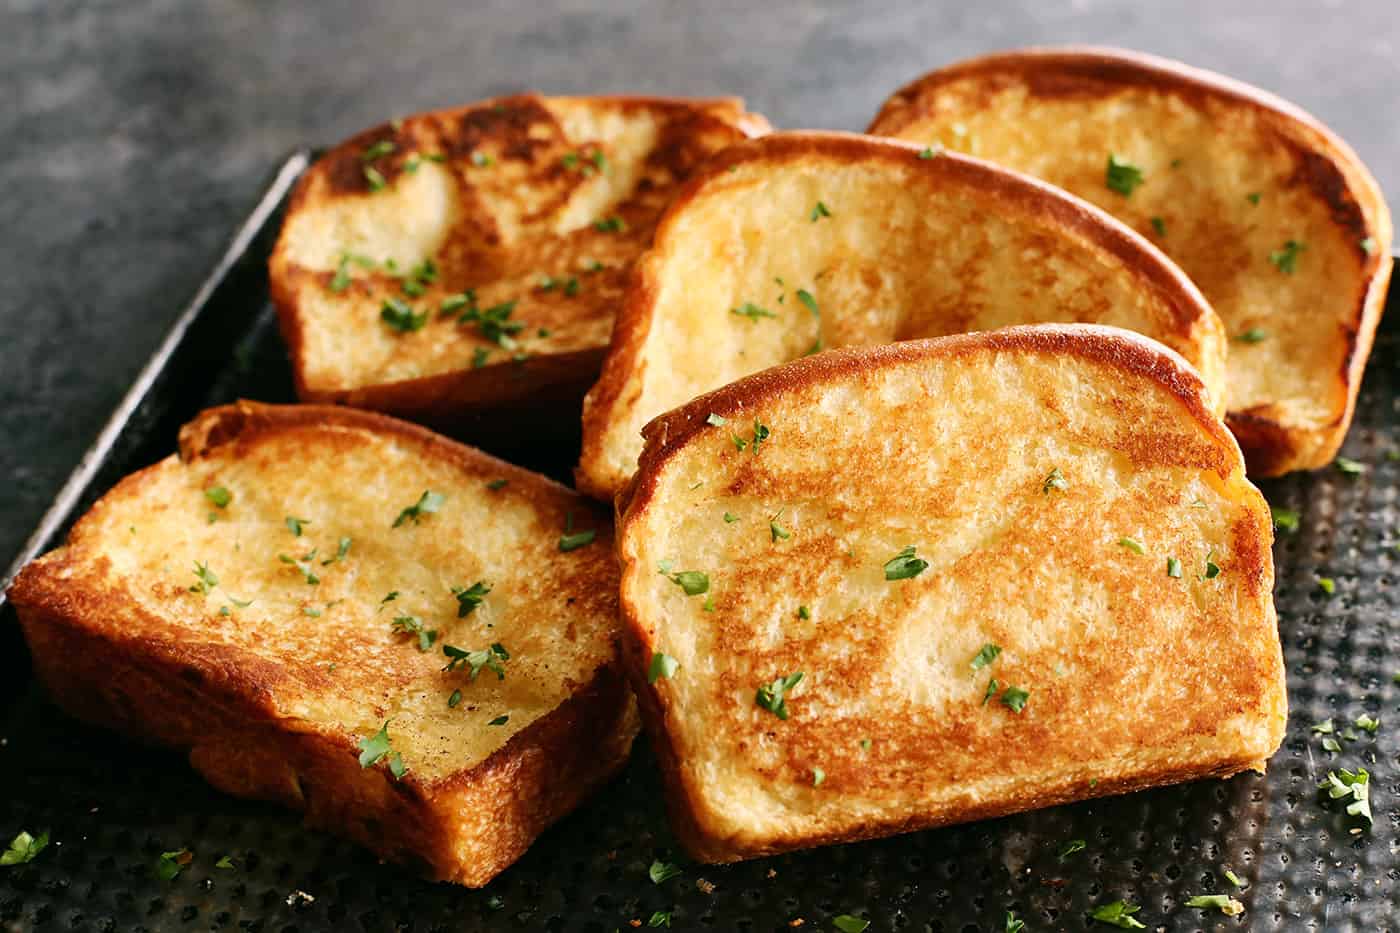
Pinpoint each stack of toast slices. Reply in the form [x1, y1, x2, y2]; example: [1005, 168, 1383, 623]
[8, 47, 1388, 888]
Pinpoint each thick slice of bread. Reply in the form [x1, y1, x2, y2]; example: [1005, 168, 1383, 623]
[615, 325, 1285, 863]
[270, 94, 768, 432]
[7, 402, 636, 887]
[869, 47, 1393, 476]
[577, 131, 1226, 499]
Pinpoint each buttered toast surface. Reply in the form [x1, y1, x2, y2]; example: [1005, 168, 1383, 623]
[270, 94, 767, 427]
[577, 131, 1226, 499]
[6, 402, 637, 887]
[616, 325, 1286, 862]
[869, 47, 1393, 476]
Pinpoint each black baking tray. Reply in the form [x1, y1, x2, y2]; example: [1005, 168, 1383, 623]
[1, 152, 1397, 933]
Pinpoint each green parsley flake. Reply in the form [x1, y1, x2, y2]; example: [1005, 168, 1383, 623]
[647, 911, 672, 928]
[361, 140, 395, 162]
[321, 536, 352, 566]
[459, 300, 524, 346]
[448, 689, 462, 708]
[592, 216, 626, 233]
[471, 151, 493, 168]
[917, 146, 938, 159]
[1271, 505, 1299, 533]
[440, 291, 473, 316]
[1058, 838, 1086, 860]
[452, 580, 492, 617]
[1, 831, 48, 866]
[649, 859, 682, 884]
[1233, 327, 1268, 343]
[1043, 467, 1068, 493]
[1224, 869, 1245, 888]
[1105, 154, 1144, 196]
[204, 486, 232, 509]
[661, 566, 709, 596]
[648, 652, 680, 684]
[884, 545, 928, 580]
[833, 916, 870, 933]
[285, 515, 310, 537]
[1149, 216, 1166, 237]
[1186, 894, 1244, 916]
[706, 412, 727, 427]
[1203, 549, 1221, 579]
[154, 848, 192, 881]
[970, 643, 1002, 671]
[1004, 911, 1025, 933]
[559, 528, 597, 552]
[391, 616, 438, 652]
[1117, 537, 1145, 555]
[755, 671, 804, 720]
[442, 642, 510, 681]
[796, 289, 819, 316]
[1311, 718, 1335, 734]
[278, 550, 320, 585]
[723, 511, 739, 523]
[1269, 240, 1306, 274]
[769, 513, 791, 542]
[486, 478, 508, 491]
[190, 560, 218, 594]
[731, 301, 776, 321]
[810, 201, 832, 222]
[1317, 576, 1336, 596]
[1246, 192, 1261, 205]
[1090, 899, 1145, 928]
[1322, 736, 1342, 753]
[488, 714, 509, 726]
[380, 297, 427, 333]
[329, 256, 352, 292]
[1000, 685, 1030, 714]
[471, 347, 490, 368]
[798, 605, 811, 620]
[1355, 713, 1380, 733]
[1319, 768, 1371, 823]
[393, 490, 444, 527]
[214, 855, 235, 870]
[1335, 456, 1367, 475]
[1166, 556, 1182, 578]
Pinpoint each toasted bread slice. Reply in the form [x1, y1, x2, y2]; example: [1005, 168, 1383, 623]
[269, 94, 768, 432]
[869, 47, 1393, 476]
[577, 131, 1226, 499]
[615, 325, 1285, 863]
[7, 402, 636, 887]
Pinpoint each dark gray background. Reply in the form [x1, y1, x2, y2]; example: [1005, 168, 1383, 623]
[2, 0, 1397, 569]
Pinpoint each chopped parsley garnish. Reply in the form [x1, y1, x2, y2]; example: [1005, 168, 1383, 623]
[649, 859, 683, 884]
[970, 643, 1002, 671]
[302, 606, 323, 618]
[751, 420, 770, 450]
[322, 536, 352, 565]
[797, 605, 811, 620]
[1042, 467, 1068, 493]
[190, 561, 219, 594]
[357, 721, 406, 779]
[884, 545, 928, 580]
[810, 201, 832, 222]
[278, 550, 320, 585]
[1004, 911, 1025, 933]
[442, 642, 510, 680]
[1335, 456, 1367, 475]
[592, 216, 626, 233]
[1322, 736, 1342, 753]
[660, 566, 709, 596]
[1166, 556, 1182, 578]
[1000, 685, 1030, 713]
[1185, 895, 1244, 916]
[391, 616, 438, 652]
[1316, 576, 1335, 596]
[361, 140, 395, 162]
[1271, 505, 1299, 533]
[452, 580, 492, 616]
[440, 291, 473, 316]
[1058, 838, 1086, 860]
[731, 301, 776, 321]
[1149, 216, 1166, 237]
[284, 515, 310, 537]
[381, 591, 399, 604]
[1202, 549, 1220, 579]
[812, 766, 826, 786]
[1090, 899, 1145, 928]
[1246, 192, 1261, 205]
[486, 478, 508, 491]
[723, 511, 739, 523]
[214, 855, 235, 870]
[1361, 236, 1377, 255]
[459, 300, 524, 346]
[1233, 327, 1268, 343]
[1355, 713, 1380, 733]
[1117, 537, 1145, 555]
[155, 848, 193, 881]
[393, 490, 444, 527]
[380, 297, 427, 332]
[1269, 240, 1305, 274]
[769, 510, 791, 542]
[487, 714, 509, 726]
[329, 256, 352, 292]
[363, 165, 387, 191]
[983, 678, 1000, 705]
[833, 916, 870, 933]
[470, 151, 493, 168]
[448, 689, 462, 708]
[559, 528, 596, 551]
[1105, 154, 1144, 196]
[917, 146, 938, 159]
[706, 412, 727, 426]
[1, 831, 48, 866]
[648, 651, 680, 683]
[1224, 869, 1245, 888]
[647, 911, 672, 928]
[755, 671, 804, 720]
[204, 486, 232, 509]
[796, 289, 819, 316]
[471, 347, 490, 368]
[1319, 768, 1371, 823]
[1312, 718, 1335, 735]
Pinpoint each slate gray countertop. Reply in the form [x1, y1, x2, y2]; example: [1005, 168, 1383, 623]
[2, 0, 1397, 569]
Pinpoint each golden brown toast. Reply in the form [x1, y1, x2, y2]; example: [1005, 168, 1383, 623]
[576, 131, 1226, 499]
[615, 324, 1285, 863]
[869, 46, 1393, 476]
[7, 402, 637, 887]
[269, 94, 768, 432]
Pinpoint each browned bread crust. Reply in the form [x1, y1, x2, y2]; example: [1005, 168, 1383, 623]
[268, 94, 767, 436]
[616, 325, 1285, 863]
[576, 130, 1227, 499]
[8, 402, 637, 886]
[869, 46, 1393, 476]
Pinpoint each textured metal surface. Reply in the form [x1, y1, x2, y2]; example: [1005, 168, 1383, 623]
[1, 166, 1397, 932]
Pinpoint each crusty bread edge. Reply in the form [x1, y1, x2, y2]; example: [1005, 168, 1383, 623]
[576, 130, 1230, 500]
[614, 325, 1285, 862]
[268, 93, 771, 424]
[8, 401, 639, 887]
[868, 45, 1394, 476]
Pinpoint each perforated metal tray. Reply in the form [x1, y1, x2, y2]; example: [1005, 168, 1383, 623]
[1, 153, 1396, 933]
